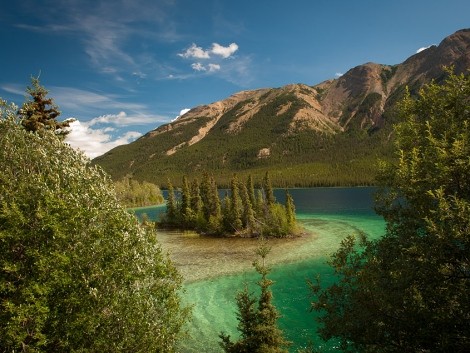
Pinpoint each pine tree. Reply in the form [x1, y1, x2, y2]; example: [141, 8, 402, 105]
[190, 179, 203, 216]
[255, 189, 265, 216]
[19, 77, 73, 137]
[166, 180, 178, 224]
[180, 175, 192, 225]
[209, 175, 221, 219]
[247, 175, 256, 208]
[230, 175, 243, 231]
[285, 191, 296, 230]
[219, 241, 291, 353]
[200, 172, 212, 221]
[263, 171, 275, 206]
[241, 183, 256, 234]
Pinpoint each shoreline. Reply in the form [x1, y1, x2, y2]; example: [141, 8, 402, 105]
[156, 227, 318, 283]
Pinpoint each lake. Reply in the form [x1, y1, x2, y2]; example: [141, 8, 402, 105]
[132, 187, 386, 352]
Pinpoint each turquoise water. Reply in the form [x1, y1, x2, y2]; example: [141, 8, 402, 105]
[138, 187, 386, 352]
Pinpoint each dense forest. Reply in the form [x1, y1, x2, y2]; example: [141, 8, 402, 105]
[160, 172, 298, 237]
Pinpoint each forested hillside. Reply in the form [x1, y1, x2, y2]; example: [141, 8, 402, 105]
[94, 29, 470, 187]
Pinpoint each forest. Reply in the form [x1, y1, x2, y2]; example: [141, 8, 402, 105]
[160, 172, 298, 237]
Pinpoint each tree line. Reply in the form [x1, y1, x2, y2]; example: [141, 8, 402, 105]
[160, 172, 298, 237]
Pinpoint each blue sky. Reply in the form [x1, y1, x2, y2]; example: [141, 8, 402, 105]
[1, 0, 469, 158]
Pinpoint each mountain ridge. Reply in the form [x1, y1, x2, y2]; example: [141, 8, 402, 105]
[94, 29, 470, 187]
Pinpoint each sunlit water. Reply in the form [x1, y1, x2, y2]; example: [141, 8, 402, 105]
[132, 187, 386, 352]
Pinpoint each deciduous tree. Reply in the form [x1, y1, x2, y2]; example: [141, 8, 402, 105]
[0, 102, 190, 352]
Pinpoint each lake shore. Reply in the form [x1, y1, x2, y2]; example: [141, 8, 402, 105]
[156, 227, 318, 283]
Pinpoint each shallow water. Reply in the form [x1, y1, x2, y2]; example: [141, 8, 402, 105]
[137, 187, 386, 352]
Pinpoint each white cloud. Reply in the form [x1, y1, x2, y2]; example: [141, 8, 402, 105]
[179, 43, 211, 59]
[208, 63, 221, 72]
[66, 120, 142, 159]
[335, 72, 343, 78]
[416, 45, 434, 53]
[1, 84, 25, 96]
[179, 42, 239, 60]
[172, 108, 191, 122]
[87, 111, 157, 126]
[179, 108, 191, 116]
[63, 109, 170, 159]
[210, 42, 238, 58]
[191, 62, 207, 71]
[189, 62, 222, 73]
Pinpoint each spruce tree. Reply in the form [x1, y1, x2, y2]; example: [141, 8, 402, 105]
[190, 179, 203, 216]
[200, 172, 212, 221]
[19, 77, 73, 137]
[166, 180, 178, 224]
[247, 175, 256, 208]
[209, 175, 221, 219]
[241, 183, 256, 234]
[263, 171, 276, 206]
[230, 175, 243, 231]
[285, 191, 296, 230]
[220, 241, 291, 353]
[180, 175, 192, 225]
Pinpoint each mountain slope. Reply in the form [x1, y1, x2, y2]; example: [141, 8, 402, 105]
[94, 29, 470, 187]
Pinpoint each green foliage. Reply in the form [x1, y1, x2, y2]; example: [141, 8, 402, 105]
[219, 243, 291, 353]
[114, 176, 164, 207]
[311, 69, 470, 352]
[160, 174, 298, 238]
[19, 77, 73, 137]
[263, 171, 276, 206]
[0, 106, 190, 352]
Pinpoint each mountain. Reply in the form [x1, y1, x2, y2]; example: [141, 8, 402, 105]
[94, 29, 470, 187]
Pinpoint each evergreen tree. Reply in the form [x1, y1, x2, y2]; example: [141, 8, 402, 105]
[190, 178, 203, 216]
[230, 175, 243, 231]
[247, 174, 256, 208]
[180, 175, 192, 225]
[285, 191, 296, 229]
[166, 180, 178, 224]
[221, 194, 233, 233]
[19, 77, 73, 137]
[255, 189, 265, 216]
[241, 183, 256, 233]
[209, 175, 222, 219]
[200, 172, 212, 221]
[263, 171, 276, 206]
[220, 241, 291, 353]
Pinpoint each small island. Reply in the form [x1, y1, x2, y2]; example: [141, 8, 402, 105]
[159, 171, 299, 238]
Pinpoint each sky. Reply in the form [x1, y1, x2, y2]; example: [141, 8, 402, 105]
[1, 0, 469, 158]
